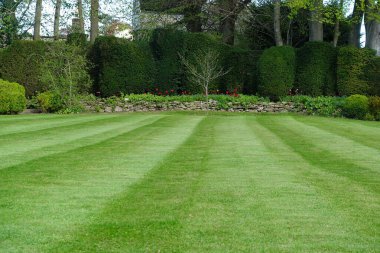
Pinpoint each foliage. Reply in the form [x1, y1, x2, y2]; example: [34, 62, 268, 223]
[221, 47, 261, 94]
[40, 42, 92, 108]
[150, 28, 258, 94]
[281, 95, 344, 117]
[337, 46, 376, 96]
[342, 94, 370, 120]
[368, 96, 380, 121]
[0, 40, 49, 96]
[67, 33, 88, 46]
[258, 46, 295, 100]
[295, 42, 337, 96]
[365, 57, 380, 96]
[150, 28, 186, 92]
[90, 36, 156, 97]
[37, 91, 64, 113]
[0, 79, 26, 114]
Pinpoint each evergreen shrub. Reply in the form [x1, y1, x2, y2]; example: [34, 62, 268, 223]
[295, 42, 337, 96]
[258, 46, 295, 100]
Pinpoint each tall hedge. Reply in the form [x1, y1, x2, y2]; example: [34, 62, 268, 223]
[295, 42, 337, 96]
[0, 40, 49, 96]
[0, 79, 26, 114]
[222, 48, 262, 94]
[150, 28, 186, 92]
[365, 56, 380, 96]
[90, 36, 156, 97]
[150, 28, 259, 94]
[337, 46, 376, 96]
[258, 46, 295, 100]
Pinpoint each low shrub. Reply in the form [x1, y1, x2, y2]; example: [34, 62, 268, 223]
[37, 91, 63, 113]
[342, 94, 369, 120]
[282, 95, 344, 117]
[258, 46, 295, 100]
[337, 46, 376, 96]
[369, 96, 380, 121]
[295, 42, 337, 96]
[0, 79, 26, 114]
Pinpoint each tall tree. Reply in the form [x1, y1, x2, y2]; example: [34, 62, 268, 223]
[33, 0, 43, 40]
[365, 0, 380, 55]
[78, 0, 85, 33]
[309, 0, 324, 41]
[273, 0, 283, 45]
[218, 0, 251, 45]
[90, 0, 99, 43]
[183, 0, 206, 32]
[54, 0, 62, 40]
[349, 0, 365, 47]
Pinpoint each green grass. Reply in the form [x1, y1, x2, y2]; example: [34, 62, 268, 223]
[0, 112, 379, 252]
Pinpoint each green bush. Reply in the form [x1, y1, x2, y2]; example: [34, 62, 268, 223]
[281, 95, 344, 117]
[37, 91, 63, 113]
[369, 96, 380, 121]
[0, 79, 26, 114]
[0, 40, 49, 96]
[90, 36, 156, 97]
[258, 46, 295, 100]
[67, 33, 88, 46]
[337, 46, 376, 96]
[366, 57, 380, 96]
[295, 42, 337, 96]
[342, 94, 369, 120]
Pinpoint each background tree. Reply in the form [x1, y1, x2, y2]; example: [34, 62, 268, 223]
[33, 0, 43, 40]
[54, 0, 62, 40]
[90, 0, 99, 43]
[273, 0, 283, 45]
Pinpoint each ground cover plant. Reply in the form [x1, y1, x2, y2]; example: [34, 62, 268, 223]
[0, 112, 379, 252]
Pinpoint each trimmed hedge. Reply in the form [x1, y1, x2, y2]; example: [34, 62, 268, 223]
[150, 28, 186, 92]
[337, 46, 376, 96]
[258, 46, 295, 100]
[295, 42, 337, 96]
[90, 36, 156, 97]
[150, 28, 259, 94]
[222, 48, 261, 94]
[0, 79, 26, 114]
[366, 57, 380, 96]
[0, 40, 49, 96]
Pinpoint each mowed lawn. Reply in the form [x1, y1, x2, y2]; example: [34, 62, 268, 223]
[0, 112, 379, 253]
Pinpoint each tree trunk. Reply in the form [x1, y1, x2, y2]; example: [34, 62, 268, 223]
[365, 0, 380, 56]
[333, 20, 340, 47]
[90, 0, 99, 44]
[221, 15, 236, 45]
[349, 0, 364, 47]
[309, 0, 323, 42]
[54, 0, 62, 40]
[34, 0, 43, 40]
[78, 0, 85, 33]
[273, 0, 283, 46]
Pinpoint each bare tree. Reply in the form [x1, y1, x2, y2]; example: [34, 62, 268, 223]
[180, 50, 229, 111]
